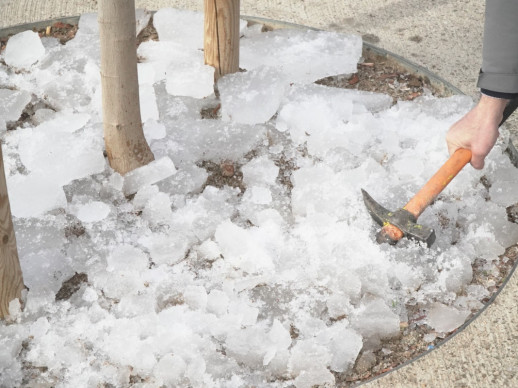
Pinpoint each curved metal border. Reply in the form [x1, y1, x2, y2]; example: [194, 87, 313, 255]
[1, 13, 517, 387]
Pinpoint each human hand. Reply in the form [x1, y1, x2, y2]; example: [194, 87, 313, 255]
[446, 94, 508, 169]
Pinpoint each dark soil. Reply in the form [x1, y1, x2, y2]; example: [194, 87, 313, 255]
[316, 50, 432, 103]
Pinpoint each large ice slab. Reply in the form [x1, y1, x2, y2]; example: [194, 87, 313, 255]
[218, 66, 288, 124]
[241, 29, 362, 83]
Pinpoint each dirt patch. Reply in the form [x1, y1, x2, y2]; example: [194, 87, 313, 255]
[55, 272, 88, 301]
[316, 48, 435, 103]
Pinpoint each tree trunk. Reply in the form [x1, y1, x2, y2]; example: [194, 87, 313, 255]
[98, 0, 154, 175]
[204, 0, 240, 81]
[0, 145, 24, 320]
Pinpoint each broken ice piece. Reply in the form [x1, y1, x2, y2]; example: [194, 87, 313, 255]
[122, 156, 176, 195]
[426, 302, 470, 333]
[73, 201, 111, 223]
[0, 89, 32, 122]
[4, 30, 45, 69]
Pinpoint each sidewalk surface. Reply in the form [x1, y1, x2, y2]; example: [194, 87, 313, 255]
[1, 1, 517, 387]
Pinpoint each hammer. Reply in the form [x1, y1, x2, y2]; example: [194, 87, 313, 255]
[362, 98, 518, 247]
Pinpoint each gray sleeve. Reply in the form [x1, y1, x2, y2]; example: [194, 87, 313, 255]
[476, 0, 518, 93]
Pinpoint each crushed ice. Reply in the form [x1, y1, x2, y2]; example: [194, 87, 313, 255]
[1, 8, 518, 388]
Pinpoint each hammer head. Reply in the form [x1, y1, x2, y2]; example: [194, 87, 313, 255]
[361, 189, 436, 247]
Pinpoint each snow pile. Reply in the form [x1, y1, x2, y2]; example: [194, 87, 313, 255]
[1, 8, 518, 388]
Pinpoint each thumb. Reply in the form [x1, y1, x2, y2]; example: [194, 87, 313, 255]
[447, 142, 460, 157]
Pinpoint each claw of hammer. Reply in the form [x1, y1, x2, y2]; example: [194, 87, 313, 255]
[361, 189, 436, 246]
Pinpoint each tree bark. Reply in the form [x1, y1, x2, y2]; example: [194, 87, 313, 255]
[204, 0, 240, 81]
[0, 145, 24, 320]
[99, 0, 154, 175]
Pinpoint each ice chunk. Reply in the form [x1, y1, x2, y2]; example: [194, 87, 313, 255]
[21, 249, 72, 294]
[154, 354, 187, 386]
[122, 156, 176, 195]
[137, 40, 199, 83]
[227, 300, 259, 327]
[7, 173, 67, 218]
[82, 287, 98, 303]
[133, 185, 160, 210]
[143, 119, 166, 140]
[72, 201, 111, 223]
[93, 269, 146, 299]
[197, 240, 222, 261]
[215, 220, 275, 273]
[183, 285, 207, 311]
[241, 29, 362, 83]
[288, 83, 392, 113]
[0, 89, 31, 122]
[185, 357, 207, 386]
[391, 155, 424, 181]
[350, 298, 400, 347]
[77, 13, 99, 35]
[464, 224, 505, 260]
[426, 302, 470, 333]
[163, 119, 267, 165]
[30, 317, 50, 339]
[137, 62, 156, 85]
[437, 254, 473, 293]
[207, 289, 229, 316]
[218, 66, 288, 124]
[488, 166, 518, 206]
[225, 320, 291, 368]
[142, 191, 173, 226]
[276, 87, 357, 157]
[156, 163, 208, 196]
[288, 339, 332, 376]
[243, 186, 272, 205]
[291, 164, 351, 217]
[326, 294, 353, 320]
[166, 62, 214, 98]
[140, 84, 159, 121]
[107, 245, 149, 273]
[16, 116, 106, 186]
[153, 8, 204, 49]
[293, 367, 335, 388]
[138, 232, 190, 266]
[241, 155, 279, 186]
[4, 31, 45, 69]
[327, 326, 363, 372]
[33, 108, 56, 125]
[169, 186, 237, 241]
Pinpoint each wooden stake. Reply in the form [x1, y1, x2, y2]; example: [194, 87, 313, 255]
[0, 145, 24, 320]
[99, 0, 154, 175]
[204, 0, 240, 81]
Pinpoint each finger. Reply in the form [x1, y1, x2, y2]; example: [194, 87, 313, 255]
[470, 155, 485, 170]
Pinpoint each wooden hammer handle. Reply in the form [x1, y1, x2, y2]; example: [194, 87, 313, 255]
[380, 148, 472, 242]
[404, 148, 472, 218]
